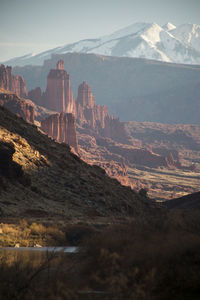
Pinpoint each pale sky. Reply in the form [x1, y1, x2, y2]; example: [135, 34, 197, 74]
[1, 0, 200, 61]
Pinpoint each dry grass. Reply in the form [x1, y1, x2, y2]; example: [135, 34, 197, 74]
[0, 220, 66, 247]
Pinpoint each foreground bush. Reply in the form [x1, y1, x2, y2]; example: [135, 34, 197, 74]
[0, 211, 200, 299]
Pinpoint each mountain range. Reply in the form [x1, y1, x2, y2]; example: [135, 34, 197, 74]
[3, 22, 200, 66]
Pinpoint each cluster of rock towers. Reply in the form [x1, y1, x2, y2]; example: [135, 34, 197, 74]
[0, 60, 128, 152]
[39, 60, 127, 151]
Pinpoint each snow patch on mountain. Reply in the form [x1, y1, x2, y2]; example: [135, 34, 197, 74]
[170, 24, 200, 52]
[162, 22, 176, 31]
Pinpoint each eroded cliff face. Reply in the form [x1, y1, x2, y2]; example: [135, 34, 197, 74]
[42, 60, 76, 115]
[0, 64, 27, 98]
[0, 92, 34, 123]
[41, 112, 78, 152]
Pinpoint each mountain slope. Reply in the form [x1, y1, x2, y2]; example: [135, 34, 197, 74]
[0, 105, 155, 219]
[3, 22, 200, 66]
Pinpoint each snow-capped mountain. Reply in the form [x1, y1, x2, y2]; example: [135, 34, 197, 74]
[169, 24, 200, 52]
[4, 22, 200, 66]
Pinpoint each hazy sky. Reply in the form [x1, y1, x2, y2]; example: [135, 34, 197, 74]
[1, 0, 200, 61]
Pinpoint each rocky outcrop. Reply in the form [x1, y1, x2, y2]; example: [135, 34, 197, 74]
[96, 137, 181, 169]
[76, 81, 107, 129]
[101, 115, 130, 144]
[76, 81, 130, 143]
[77, 132, 133, 188]
[0, 64, 27, 98]
[0, 92, 34, 123]
[41, 112, 78, 152]
[42, 60, 76, 114]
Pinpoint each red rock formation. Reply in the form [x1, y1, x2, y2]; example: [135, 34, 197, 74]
[0, 92, 34, 123]
[42, 60, 76, 114]
[76, 81, 107, 129]
[76, 81, 130, 143]
[101, 115, 130, 144]
[41, 112, 78, 152]
[0, 64, 27, 98]
[76, 81, 95, 108]
[96, 137, 181, 169]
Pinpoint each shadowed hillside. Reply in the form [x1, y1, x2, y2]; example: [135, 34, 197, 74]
[164, 191, 200, 209]
[0, 106, 156, 219]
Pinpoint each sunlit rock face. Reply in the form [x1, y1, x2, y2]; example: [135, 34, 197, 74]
[42, 60, 76, 115]
[0, 92, 34, 124]
[0, 64, 27, 98]
[41, 112, 78, 152]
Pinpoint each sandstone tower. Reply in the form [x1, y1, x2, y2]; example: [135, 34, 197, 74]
[44, 60, 76, 115]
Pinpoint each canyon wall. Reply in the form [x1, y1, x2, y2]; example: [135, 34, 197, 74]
[0, 64, 27, 98]
[41, 112, 78, 152]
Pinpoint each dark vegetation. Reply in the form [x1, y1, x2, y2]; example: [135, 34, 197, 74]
[0, 210, 200, 299]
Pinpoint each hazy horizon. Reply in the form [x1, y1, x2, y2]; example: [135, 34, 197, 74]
[1, 0, 200, 62]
